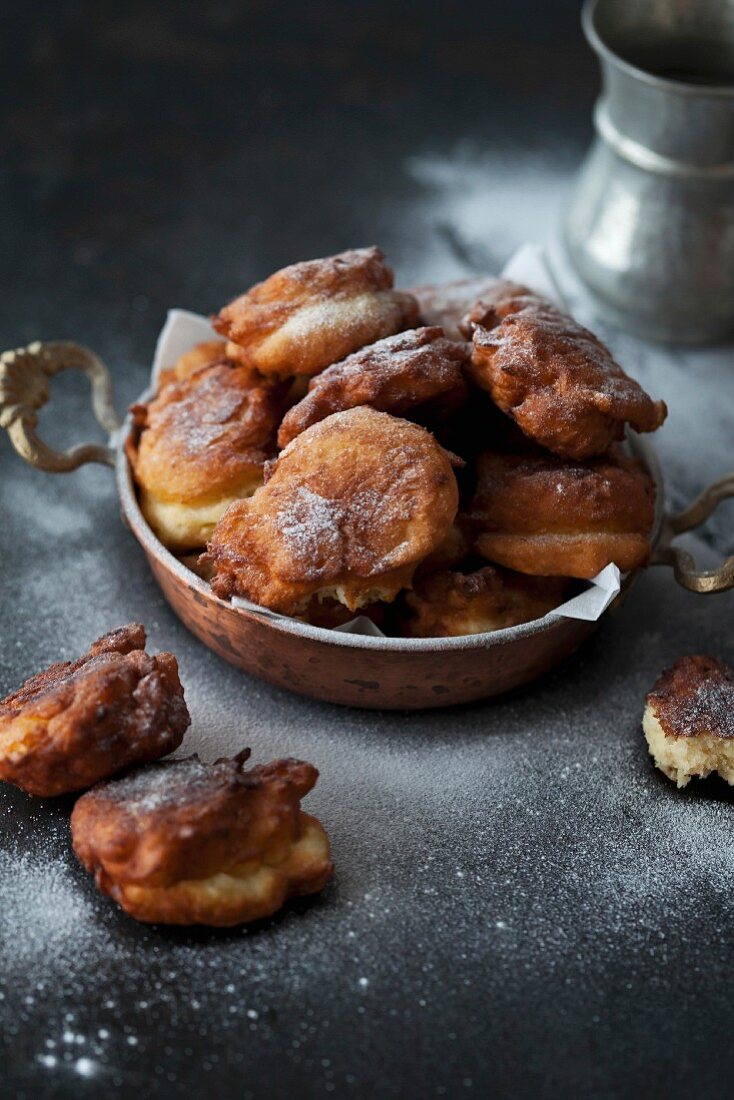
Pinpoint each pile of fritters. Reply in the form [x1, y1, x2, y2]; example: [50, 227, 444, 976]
[128, 247, 667, 637]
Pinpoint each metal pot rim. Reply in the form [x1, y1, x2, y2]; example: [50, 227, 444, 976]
[582, 0, 734, 100]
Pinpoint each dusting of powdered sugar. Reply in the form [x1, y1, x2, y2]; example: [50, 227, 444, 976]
[275, 482, 413, 575]
[276, 487, 343, 567]
[0, 845, 114, 977]
[88, 757, 213, 812]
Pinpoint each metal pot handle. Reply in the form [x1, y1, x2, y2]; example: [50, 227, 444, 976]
[0, 340, 119, 470]
[652, 474, 734, 593]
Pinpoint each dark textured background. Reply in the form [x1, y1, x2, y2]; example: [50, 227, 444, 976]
[2, 3, 733, 1098]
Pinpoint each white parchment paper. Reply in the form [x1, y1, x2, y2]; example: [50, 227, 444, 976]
[150, 245, 623, 633]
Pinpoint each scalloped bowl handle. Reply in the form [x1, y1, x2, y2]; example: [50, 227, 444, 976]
[652, 474, 734, 593]
[0, 340, 119, 471]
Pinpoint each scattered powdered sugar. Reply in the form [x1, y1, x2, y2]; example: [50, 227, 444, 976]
[0, 840, 119, 979]
[1, 560, 734, 1094]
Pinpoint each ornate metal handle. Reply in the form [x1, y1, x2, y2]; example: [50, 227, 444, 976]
[653, 474, 734, 594]
[0, 340, 120, 470]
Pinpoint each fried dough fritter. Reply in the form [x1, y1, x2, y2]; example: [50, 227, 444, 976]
[643, 655, 734, 788]
[157, 339, 229, 390]
[128, 360, 287, 552]
[203, 406, 460, 615]
[0, 625, 189, 797]
[71, 751, 333, 926]
[465, 283, 667, 459]
[277, 327, 469, 448]
[213, 247, 420, 380]
[410, 276, 518, 340]
[470, 447, 656, 579]
[400, 565, 569, 638]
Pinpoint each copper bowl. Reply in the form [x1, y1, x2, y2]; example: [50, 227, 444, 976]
[2, 339, 732, 710]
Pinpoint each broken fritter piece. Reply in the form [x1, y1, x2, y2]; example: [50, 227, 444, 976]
[277, 327, 469, 448]
[465, 288, 667, 459]
[400, 565, 568, 637]
[71, 750, 333, 926]
[643, 655, 734, 788]
[203, 406, 460, 615]
[469, 446, 656, 579]
[127, 360, 288, 552]
[0, 625, 189, 797]
[213, 247, 420, 380]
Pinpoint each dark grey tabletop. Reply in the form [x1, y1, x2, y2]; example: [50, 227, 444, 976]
[2, 3, 734, 1098]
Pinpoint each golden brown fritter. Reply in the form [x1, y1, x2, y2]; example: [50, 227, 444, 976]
[213, 247, 420, 380]
[643, 655, 734, 787]
[277, 327, 469, 448]
[156, 339, 229, 390]
[71, 750, 333, 926]
[203, 406, 460, 614]
[411, 276, 518, 340]
[0, 625, 189, 797]
[401, 565, 568, 638]
[465, 288, 667, 459]
[127, 360, 288, 551]
[470, 446, 656, 579]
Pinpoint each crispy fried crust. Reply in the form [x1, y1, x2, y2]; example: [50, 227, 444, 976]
[411, 276, 516, 340]
[470, 447, 656, 579]
[465, 284, 667, 459]
[127, 360, 288, 551]
[0, 625, 189, 797]
[401, 565, 568, 637]
[643, 655, 734, 787]
[71, 752, 333, 926]
[646, 656, 734, 740]
[156, 340, 229, 390]
[277, 327, 469, 447]
[204, 406, 460, 614]
[213, 247, 420, 379]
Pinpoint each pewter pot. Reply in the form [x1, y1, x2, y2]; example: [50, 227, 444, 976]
[565, 0, 734, 343]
